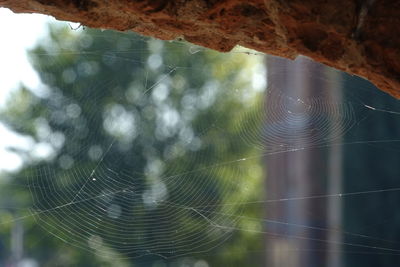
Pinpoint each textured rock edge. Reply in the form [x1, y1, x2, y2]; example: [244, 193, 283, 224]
[1, 0, 399, 97]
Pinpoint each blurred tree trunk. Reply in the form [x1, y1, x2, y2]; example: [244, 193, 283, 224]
[264, 56, 343, 267]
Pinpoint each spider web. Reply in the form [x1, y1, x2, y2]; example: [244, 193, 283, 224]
[2, 21, 400, 264]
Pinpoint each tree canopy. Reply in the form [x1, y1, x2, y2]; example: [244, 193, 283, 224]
[0, 24, 266, 266]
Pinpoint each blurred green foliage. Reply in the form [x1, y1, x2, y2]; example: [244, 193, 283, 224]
[0, 24, 265, 266]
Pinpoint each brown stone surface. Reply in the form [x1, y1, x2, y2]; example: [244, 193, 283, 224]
[1, 0, 399, 97]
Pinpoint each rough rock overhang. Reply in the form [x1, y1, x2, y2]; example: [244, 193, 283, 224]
[1, 0, 399, 97]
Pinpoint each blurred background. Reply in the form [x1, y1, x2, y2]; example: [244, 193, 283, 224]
[1, 7, 400, 267]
